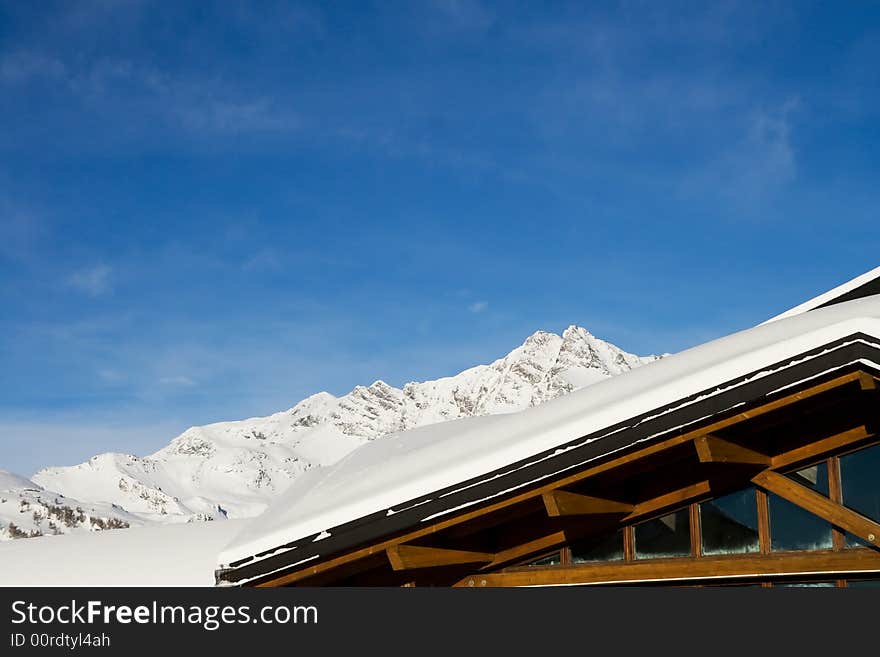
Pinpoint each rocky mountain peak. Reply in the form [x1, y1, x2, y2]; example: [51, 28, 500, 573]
[12, 325, 660, 541]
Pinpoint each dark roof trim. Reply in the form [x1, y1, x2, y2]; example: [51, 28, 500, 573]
[218, 333, 880, 585]
[816, 279, 880, 311]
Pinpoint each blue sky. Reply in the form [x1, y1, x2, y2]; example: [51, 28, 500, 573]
[1, 1, 878, 475]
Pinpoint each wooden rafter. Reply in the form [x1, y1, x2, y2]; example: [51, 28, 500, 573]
[752, 470, 880, 549]
[482, 531, 568, 571]
[542, 490, 633, 517]
[543, 480, 717, 523]
[493, 482, 712, 569]
[454, 549, 880, 587]
[694, 434, 770, 465]
[623, 481, 711, 522]
[251, 370, 873, 587]
[386, 545, 493, 571]
[771, 426, 872, 470]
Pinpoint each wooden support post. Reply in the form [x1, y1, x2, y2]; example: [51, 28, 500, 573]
[828, 457, 845, 551]
[689, 503, 702, 558]
[623, 525, 635, 562]
[756, 489, 771, 555]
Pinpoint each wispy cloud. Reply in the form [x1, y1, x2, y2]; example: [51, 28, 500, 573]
[0, 51, 66, 83]
[679, 99, 800, 207]
[468, 300, 489, 313]
[740, 100, 799, 188]
[68, 264, 113, 297]
[173, 96, 300, 136]
[97, 368, 125, 383]
[158, 375, 196, 387]
[0, 197, 45, 263]
[428, 0, 495, 32]
[4, 48, 302, 140]
[241, 247, 284, 273]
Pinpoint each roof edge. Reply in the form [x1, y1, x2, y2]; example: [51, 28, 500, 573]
[761, 266, 880, 325]
[216, 335, 880, 586]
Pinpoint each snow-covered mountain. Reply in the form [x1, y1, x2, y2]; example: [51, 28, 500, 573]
[5, 326, 659, 540]
[0, 470, 142, 540]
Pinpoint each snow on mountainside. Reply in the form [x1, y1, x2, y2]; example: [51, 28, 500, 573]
[14, 326, 659, 539]
[0, 470, 142, 540]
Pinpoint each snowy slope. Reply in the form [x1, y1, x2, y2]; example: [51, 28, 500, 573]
[0, 470, 142, 541]
[27, 326, 658, 532]
[0, 520, 246, 586]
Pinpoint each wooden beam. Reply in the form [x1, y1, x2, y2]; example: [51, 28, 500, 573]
[771, 426, 873, 470]
[623, 526, 635, 562]
[828, 457, 845, 551]
[698, 369, 867, 426]
[694, 434, 770, 465]
[689, 504, 702, 558]
[756, 489, 771, 555]
[542, 490, 633, 517]
[251, 370, 871, 586]
[455, 549, 880, 587]
[752, 470, 880, 549]
[386, 545, 493, 571]
[623, 481, 712, 522]
[859, 372, 877, 391]
[481, 531, 569, 571]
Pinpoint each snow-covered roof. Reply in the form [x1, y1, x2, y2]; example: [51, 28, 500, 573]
[218, 293, 880, 576]
[0, 520, 246, 586]
[762, 265, 880, 324]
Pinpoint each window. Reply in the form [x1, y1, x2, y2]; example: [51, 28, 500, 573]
[634, 508, 691, 559]
[774, 581, 836, 587]
[769, 462, 833, 552]
[840, 443, 880, 522]
[571, 529, 624, 564]
[700, 488, 760, 556]
[527, 552, 561, 567]
[768, 494, 834, 551]
[786, 461, 829, 495]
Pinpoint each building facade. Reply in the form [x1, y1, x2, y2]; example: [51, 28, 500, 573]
[216, 268, 880, 587]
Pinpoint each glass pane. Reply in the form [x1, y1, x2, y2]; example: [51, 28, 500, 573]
[775, 581, 836, 587]
[847, 580, 880, 587]
[634, 508, 691, 559]
[845, 532, 871, 549]
[769, 494, 833, 551]
[700, 488, 760, 556]
[786, 461, 829, 495]
[527, 552, 560, 567]
[840, 443, 880, 521]
[571, 529, 624, 564]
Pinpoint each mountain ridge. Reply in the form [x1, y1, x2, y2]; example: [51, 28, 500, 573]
[2, 325, 660, 540]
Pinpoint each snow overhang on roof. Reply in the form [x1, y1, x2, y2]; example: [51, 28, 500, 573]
[216, 292, 880, 585]
[762, 266, 880, 325]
